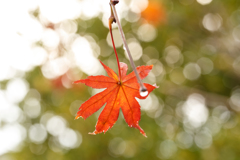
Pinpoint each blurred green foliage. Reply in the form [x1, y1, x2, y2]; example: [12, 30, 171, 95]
[1, 0, 240, 160]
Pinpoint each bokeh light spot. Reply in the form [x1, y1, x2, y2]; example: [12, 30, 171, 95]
[124, 41, 143, 61]
[46, 116, 67, 136]
[204, 118, 221, 135]
[146, 59, 164, 77]
[169, 68, 185, 85]
[233, 56, 240, 74]
[183, 63, 201, 80]
[108, 137, 126, 156]
[137, 23, 157, 42]
[157, 140, 177, 159]
[28, 124, 47, 144]
[233, 25, 240, 42]
[197, 0, 212, 5]
[202, 13, 222, 32]
[212, 105, 230, 124]
[41, 56, 70, 79]
[1, 105, 22, 124]
[182, 94, 209, 128]
[6, 78, 29, 104]
[60, 20, 78, 34]
[140, 93, 162, 118]
[176, 131, 193, 149]
[58, 129, 82, 149]
[23, 98, 41, 119]
[230, 88, 240, 111]
[0, 124, 26, 156]
[194, 131, 212, 149]
[197, 57, 214, 75]
[72, 36, 103, 75]
[39, 0, 82, 23]
[125, 10, 140, 23]
[164, 45, 182, 65]
[41, 29, 60, 49]
[107, 29, 123, 48]
[129, 0, 148, 13]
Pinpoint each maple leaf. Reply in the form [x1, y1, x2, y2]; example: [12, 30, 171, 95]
[74, 61, 157, 137]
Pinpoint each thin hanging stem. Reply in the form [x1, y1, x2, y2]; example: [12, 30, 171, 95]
[109, 0, 147, 92]
[109, 7, 121, 81]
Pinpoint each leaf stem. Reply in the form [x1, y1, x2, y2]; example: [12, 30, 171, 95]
[109, 0, 147, 92]
[109, 7, 121, 81]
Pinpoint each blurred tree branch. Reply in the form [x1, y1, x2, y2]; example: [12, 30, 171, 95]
[159, 81, 231, 109]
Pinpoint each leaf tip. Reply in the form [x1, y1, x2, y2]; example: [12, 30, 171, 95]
[153, 84, 159, 88]
[75, 115, 84, 120]
[88, 132, 97, 135]
[73, 80, 81, 84]
[89, 129, 102, 135]
[134, 122, 147, 137]
[99, 60, 104, 66]
[140, 129, 147, 137]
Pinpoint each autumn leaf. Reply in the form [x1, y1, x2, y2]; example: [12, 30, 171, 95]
[74, 61, 157, 137]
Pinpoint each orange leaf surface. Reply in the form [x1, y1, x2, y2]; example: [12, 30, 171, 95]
[74, 61, 157, 137]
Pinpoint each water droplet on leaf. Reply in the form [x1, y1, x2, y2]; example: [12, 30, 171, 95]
[140, 89, 148, 97]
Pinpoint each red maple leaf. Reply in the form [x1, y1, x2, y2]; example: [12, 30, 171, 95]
[74, 61, 157, 137]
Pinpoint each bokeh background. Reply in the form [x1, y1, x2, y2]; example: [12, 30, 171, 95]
[1, 0, 240, 159]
